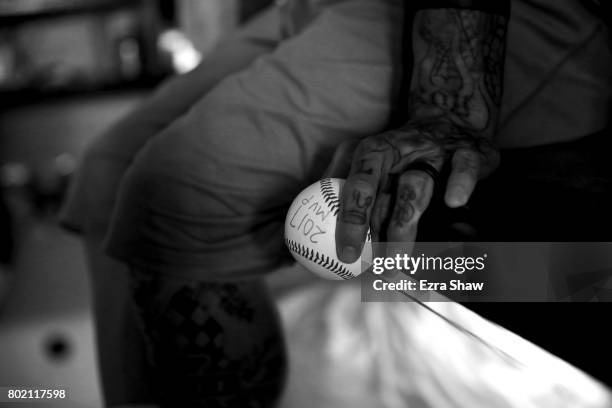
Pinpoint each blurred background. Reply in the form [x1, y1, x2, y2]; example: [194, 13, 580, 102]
[0, 1, 270, 406]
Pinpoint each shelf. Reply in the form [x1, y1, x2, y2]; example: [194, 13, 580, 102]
[0, 0, 140, 22]
[0, 75, 166, 109]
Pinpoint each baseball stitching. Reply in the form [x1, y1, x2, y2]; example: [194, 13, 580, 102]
[285, 238, 355, 280]
[320, 178, 339, 217]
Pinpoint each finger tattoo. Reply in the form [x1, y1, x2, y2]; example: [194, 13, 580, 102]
[392, 185, 417, 227]
[356, 159, 375, 175]
[342, 189, 374, 225]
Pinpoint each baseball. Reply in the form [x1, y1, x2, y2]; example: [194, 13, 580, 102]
[284, 178, 372, 280]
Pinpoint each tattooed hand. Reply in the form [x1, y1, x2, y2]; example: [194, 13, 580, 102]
[334, 7, 507, 263]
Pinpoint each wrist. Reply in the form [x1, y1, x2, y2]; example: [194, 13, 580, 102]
[398, 118, 498, 157]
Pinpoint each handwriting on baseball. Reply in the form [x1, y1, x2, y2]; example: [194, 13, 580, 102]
[288, 195, 332, 244]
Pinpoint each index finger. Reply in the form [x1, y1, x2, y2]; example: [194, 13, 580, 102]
[335, 146, 384, 263]
[322, 139, 360, 179]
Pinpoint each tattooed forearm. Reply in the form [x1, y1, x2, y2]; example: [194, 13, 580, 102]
[409, 8, 508, 138]
[128, 269, 287, 408]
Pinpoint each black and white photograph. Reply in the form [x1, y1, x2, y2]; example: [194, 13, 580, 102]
[1, 0, 612, 407]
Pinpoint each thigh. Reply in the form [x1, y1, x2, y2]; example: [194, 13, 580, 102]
[104, 0, 404, 279]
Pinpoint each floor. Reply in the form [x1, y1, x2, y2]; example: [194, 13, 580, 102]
[0, 92, 144, 408]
